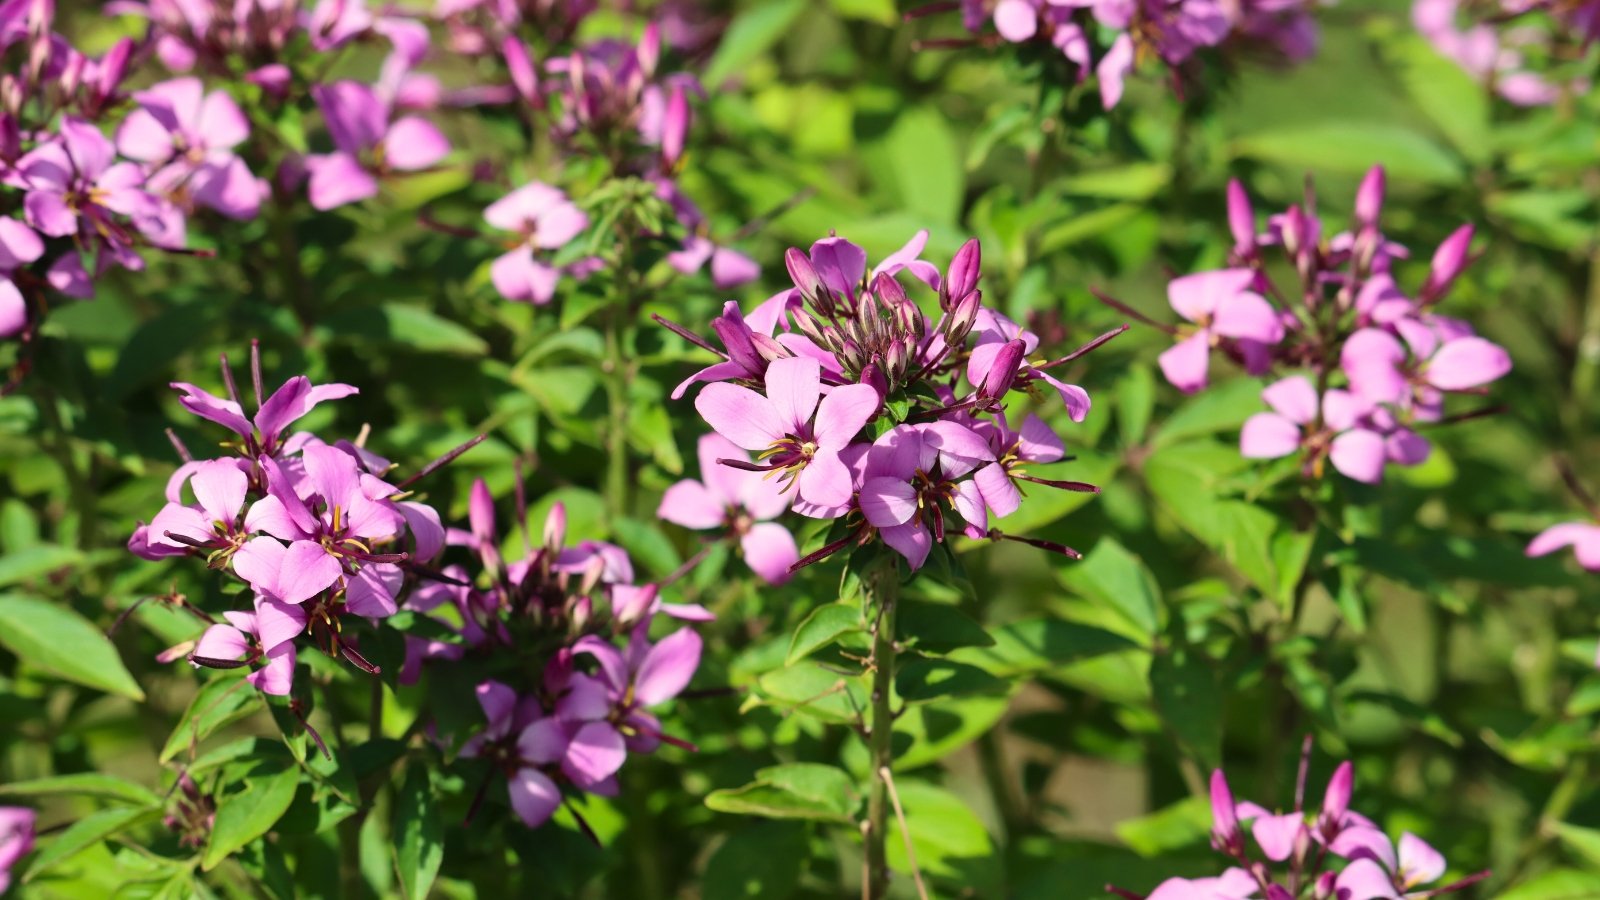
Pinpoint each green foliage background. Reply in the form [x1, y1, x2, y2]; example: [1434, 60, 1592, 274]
[2, 0, 1598, 897]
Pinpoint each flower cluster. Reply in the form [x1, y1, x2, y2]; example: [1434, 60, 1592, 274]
[1143, 167, 1510, 484]
[1414, 0, 1597, 106]
[459, 17, 755, 305]
[1111, 750, 1488, 899]
[0, 0, 193, 340]
[408, 478, 708, 829]
[661, 231, 1112, 572]
[0, 806, 33, 894]
[129, 346, 445, 696]
[916, 0, 1318, 108]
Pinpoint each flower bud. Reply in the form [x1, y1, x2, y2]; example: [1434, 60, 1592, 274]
[785, 247, 824, 302]
[1422, 223, 1473, 302]
[860, 362, 889, 403]
[1313, 872, 1337, 900]
[612, 583, 658, 629]
[944, 238, 981, 310]
[635, 22, 661, 80]
[543, 501, 567, 552]
[502, 35, 539, 104]
[712, 304, 765, 376]
[945, 290, 981, 346]
[873, 271, 908, 311]
[884, 339, 907, 383]
[1354, 165, 1385, 227]
[980, 339, 1025, 400]
[95, 38, 133, 104]
[1319, 760, 1353, 831]
[1226, 178, 1255, 254]
[793, 308, 828, 347]
[660, 83, 689, 170]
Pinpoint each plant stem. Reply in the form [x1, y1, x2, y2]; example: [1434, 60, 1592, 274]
[1569, 242, 1600, 435]
[864, 559, 900, 900]
[602, 303, 630, 519]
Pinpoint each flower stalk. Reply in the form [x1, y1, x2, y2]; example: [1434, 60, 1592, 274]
[863, 557, 900, 899]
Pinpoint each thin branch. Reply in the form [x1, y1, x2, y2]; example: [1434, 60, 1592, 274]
[879, 766, 930, 900]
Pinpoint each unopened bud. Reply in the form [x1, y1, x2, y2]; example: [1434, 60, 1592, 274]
[944, 238, 981, 309]
[1422, 223, 1473, 302]
[785, 247, 824, 302]
[1354, 165, 1385, 226]
[980, 339, 1025, 400]
[860, 362, 889, 403]
[946, 290, 981, 346]
[1227, 178, 1255, 254]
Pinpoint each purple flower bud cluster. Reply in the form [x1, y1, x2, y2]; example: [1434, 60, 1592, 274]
[1112, 749, 1488, 900]
[1414, 0, 1598, 106]
[662, 231, 1115, 571]
[1142, 166, 1511, 484]
[129, 345, 444, 697]
[411, 477, 708, 829]
[912, 0, 1318, 109]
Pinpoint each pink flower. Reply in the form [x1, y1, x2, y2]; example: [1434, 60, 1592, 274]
[658, 433, 798, 583]
[971, 412, 1075, 518]
[460, 681, 570, 828]
[694, 356, 879, 507]
[1341, 324, 1510, 415]
[170, 372, 358, 459]
[858, 423, 993, 568]
[563, 627, 702, 763]
[18, 117, 181, 253]
[1145, 869, 1259, 900]
[143, 457, 252, 555]
[1331, 828, 1448, 898]
[1159, 269, 1285, 393]
[238, 445, 406, 610]
[115, 77, 261, 220]
[1239, 376, 1399, 484]
[306, 80, 450, 210]
[189, 609, 297, 695]
[1527, 521, 1600, 571]
[482, 180, 589, 304]
[0, 806, 35, 894]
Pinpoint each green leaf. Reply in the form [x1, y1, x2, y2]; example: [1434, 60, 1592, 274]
[1151, 643, 1223, 770]
[0, 773, 160, 807]
[1391, 35, 1490, 162]
[0, 545, 82, 587]
[894, 694, 1010, 770]
[160, 675, 260, 762]
[702, 0, 805, 87]
[203, 762, 302, 870]
[1497, 869, 1600, 900]
[786, 603, 862, 665]
[1060, 538, 1161, 642]
[950, 619, 1138, 678]
[394, 765, 444, 900]
[895, 659, 1006, 702]
[897, 601, 994, 656]
[0, 593, 144, 700]
[1117, 365, 1155, 447]
[884, 780, 1002, 895]
[24, 805, 162, 881]
[1114, 795, 1210, 857]
[1232, 123, 1463, 185]
[828, 0, 895, 23]
[705, 764, 861, 823]
[703, 822, 806, 900]
[323, 303, 489, 356]
[1056, 163, 1172, 200]
[880, 106, 964, 225]
[1150, 378, 1265, 449]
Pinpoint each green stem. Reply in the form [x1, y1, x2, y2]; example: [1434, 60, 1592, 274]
[602, 305, 630, 519]
[1569, 242, 1600, 434]
[864, 560, 900, 900]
